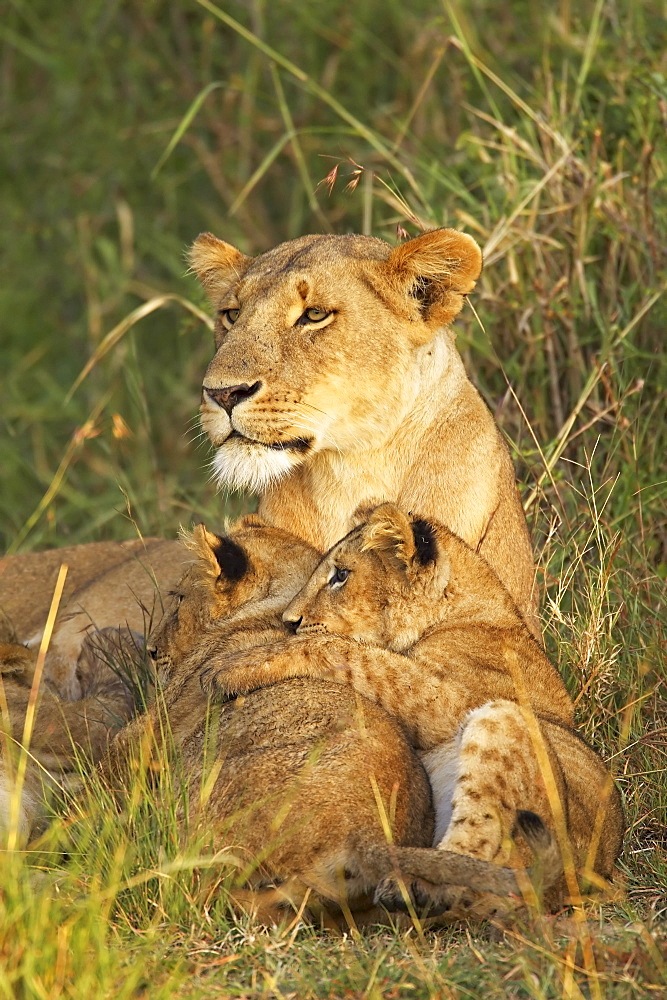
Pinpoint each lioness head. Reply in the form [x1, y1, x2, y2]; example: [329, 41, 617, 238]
[282, 502, 517, 651]
[150, 516, 320, 680]
[189, 229, 482, 493]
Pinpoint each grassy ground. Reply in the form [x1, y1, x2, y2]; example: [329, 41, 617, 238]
[1, 0, 666, 996]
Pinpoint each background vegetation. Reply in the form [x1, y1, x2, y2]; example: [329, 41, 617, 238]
[1, 0, 665, 996]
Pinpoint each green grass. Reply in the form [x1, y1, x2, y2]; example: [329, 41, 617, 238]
[1, 0, 666, 996]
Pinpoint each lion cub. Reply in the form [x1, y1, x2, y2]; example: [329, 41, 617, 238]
[102, 518, 553, 926]
[203, 504, 623, 912]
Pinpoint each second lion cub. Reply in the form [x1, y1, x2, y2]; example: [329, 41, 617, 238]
[204, 504, 624, 912]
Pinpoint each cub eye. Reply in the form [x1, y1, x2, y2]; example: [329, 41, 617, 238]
[219, 308, 240, 329]
[167, 590, 184, 607]
[328, 567, 350, 589]
[296, 307, 332, 326]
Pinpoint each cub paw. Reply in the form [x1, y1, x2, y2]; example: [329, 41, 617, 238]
[199, 664, 237, 700]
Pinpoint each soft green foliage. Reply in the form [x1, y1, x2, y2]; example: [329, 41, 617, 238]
[1, 0, 665, 995]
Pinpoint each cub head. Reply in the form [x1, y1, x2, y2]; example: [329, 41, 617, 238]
[283, 503, 515, 651]
[189, 229, 482, 494]
[150, 516, 320, 681]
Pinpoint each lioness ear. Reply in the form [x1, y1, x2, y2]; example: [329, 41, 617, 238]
[386, 228, 482, 328]
[188, 232, 252, 304]
[360, 503, 416, 573]
[183, 524, 249, 583]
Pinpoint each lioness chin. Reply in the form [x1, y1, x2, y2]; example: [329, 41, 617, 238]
[190, 227, 541, 638]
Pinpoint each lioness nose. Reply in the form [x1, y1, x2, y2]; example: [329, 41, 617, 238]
[283, 615, 303, 634]
[204, 381, 261, 415]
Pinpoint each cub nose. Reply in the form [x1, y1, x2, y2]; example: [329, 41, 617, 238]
[203, 381, 261, 415]
[283, 615, 303, 635]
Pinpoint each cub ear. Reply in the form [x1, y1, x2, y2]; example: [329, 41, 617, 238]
[360, 505, 451, 593]
[409, 517, 451, 592]
[360, 503, 416, 573]
[410, 516, 451, 594]
[182, 524, 249, 583]
[385, 228, 482, 328]
[188, 232, 252, 304]
[181, 523, 222, 576]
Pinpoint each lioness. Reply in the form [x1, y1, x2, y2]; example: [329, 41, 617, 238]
[101, 519, 555, 926]
[0, 538, 189, 699]
[190, 227, 540, 638]
[202, 504, 623, 913]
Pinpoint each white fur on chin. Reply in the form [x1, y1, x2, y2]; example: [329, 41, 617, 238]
[212, 439, 301, 493]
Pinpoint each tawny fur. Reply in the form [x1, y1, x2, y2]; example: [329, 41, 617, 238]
[203, 504, 624, 912]
[101, 519, 554, 927]
[189, 229, 540, 638]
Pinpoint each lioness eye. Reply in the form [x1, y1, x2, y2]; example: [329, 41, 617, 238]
[219, 308, 240, 328]
[328, 567, 350, 588]
[297, 307, 331, 325]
